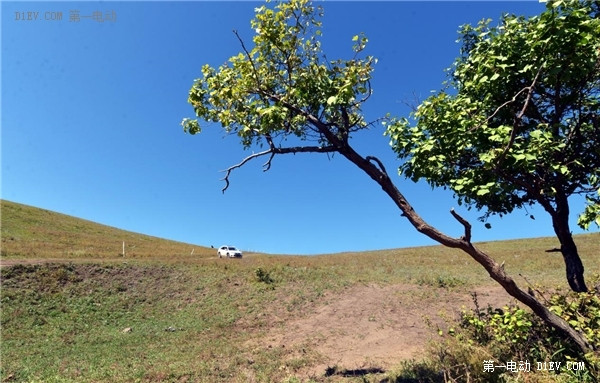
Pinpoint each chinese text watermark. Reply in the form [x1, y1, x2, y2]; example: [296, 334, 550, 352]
[483, 359, 586, 373]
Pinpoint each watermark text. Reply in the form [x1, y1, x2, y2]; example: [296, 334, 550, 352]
[483, 359, 586, 373]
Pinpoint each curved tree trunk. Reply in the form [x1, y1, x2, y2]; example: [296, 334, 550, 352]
[554, 223, 588, 293]
[337, 145, 594, 354]
[551, 195, 588, 292]
[255, 91, 594, 353]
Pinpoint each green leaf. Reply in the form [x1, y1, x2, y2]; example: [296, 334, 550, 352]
[551, 306, 564, 316]
[529, 130, 542, 139]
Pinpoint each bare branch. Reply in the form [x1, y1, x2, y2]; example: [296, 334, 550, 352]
[262, 133, 276, 172]
[495, 66, 545, 166]
[394, 91, 423, 114]
[471, 64, 544, 134]
[471, 89, 528, 132]
[353, 78, 373, 105]
[341, 141, 593, 353]
[263, 151, 276, 172]
[516, 66, 543, 121]
[366, 156, 389, 177]
[450, 208, 472, 243]
[221, 144, 337, 193]
[221, 149, 272, 193]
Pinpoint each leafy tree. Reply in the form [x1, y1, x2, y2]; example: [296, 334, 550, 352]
[182, 0, 596, 353]
[386, 0, 600, 292]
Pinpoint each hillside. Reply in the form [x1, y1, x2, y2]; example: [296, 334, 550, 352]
[1, 199, 599, 382]
[1, 199, 598, 285]
[0, 200, 214, 259]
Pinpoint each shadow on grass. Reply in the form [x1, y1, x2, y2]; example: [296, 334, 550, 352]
[325, 365, 385, 377]
[323, 361, 444, 382]
[383, 361, 444, 383]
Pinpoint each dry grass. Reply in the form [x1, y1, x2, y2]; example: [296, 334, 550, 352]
[1, 199, 599, 382]
[1, 200, 215, 260]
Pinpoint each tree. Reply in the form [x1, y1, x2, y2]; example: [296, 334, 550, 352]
[182, 0, 595, 353]
[386, 0, 600, 292]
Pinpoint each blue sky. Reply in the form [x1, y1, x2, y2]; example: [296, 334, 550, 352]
[3, 1, 596, 255]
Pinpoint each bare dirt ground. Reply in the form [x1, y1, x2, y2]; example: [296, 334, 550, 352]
[2, 258, 515, 379]
[256, 283, 514, 377]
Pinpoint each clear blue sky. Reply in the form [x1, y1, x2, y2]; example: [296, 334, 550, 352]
[3, 1, 596, 255]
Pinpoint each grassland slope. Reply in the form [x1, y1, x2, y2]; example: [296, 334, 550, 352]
[1, 199, 600, 381]
[1, 199, 214, 260]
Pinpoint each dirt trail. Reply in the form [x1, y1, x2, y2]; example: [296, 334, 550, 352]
[2, 258, 516, 378]
[258, 283, 513, 376]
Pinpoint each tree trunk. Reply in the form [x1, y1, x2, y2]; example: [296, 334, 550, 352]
[551, 211, 588, 293]
[535, 184, 588, 292]
[297, 112, 594, 352]
[338, 145, 594, 354]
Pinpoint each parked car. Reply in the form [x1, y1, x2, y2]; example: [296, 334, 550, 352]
[217, 245, 243, 258]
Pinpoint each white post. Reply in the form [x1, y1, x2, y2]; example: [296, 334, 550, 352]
[191, 248, 195, 256]
[123, 241, 125, 257]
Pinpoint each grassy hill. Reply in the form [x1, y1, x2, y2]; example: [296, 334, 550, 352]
[1, 200, 215, 259]
[1, 199, 599, 382]
[1, 198, 598, 286]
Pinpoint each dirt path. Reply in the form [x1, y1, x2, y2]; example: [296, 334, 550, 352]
[2, 258, 516, 378]
[257, 283, 514, 376]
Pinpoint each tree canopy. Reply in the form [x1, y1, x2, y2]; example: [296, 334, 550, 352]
[183, 0, 376, 166]
[385, 0, 600, 230]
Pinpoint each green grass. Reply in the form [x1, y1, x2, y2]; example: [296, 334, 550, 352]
[0, 261, 339, 382]
[1, 199, 599, 382]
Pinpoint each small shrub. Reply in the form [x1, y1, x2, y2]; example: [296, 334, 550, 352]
[255, 267, 275, 285]
[423, 277, 600, 383]
[416, 275, 465, 289]
[388, 359, 444, 382]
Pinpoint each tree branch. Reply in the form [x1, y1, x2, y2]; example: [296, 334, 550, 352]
[450, 208, 472, 243]
[353, 78, 373, 105]
[495, 65, 544, 166]
[260, 90, 332, 133]
[469, 88, 529, 132]
[366, 156, 389, 178]
[233, 29, 262, 90]
[471, 64, 544, 134]
[221, 144, 337, 193]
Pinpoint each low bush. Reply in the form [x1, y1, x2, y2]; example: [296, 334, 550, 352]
[394, 276, 600, 383]
[254, 267, 275, 285]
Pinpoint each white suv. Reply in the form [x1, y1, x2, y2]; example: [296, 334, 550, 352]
[217, 245, 243, 258]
